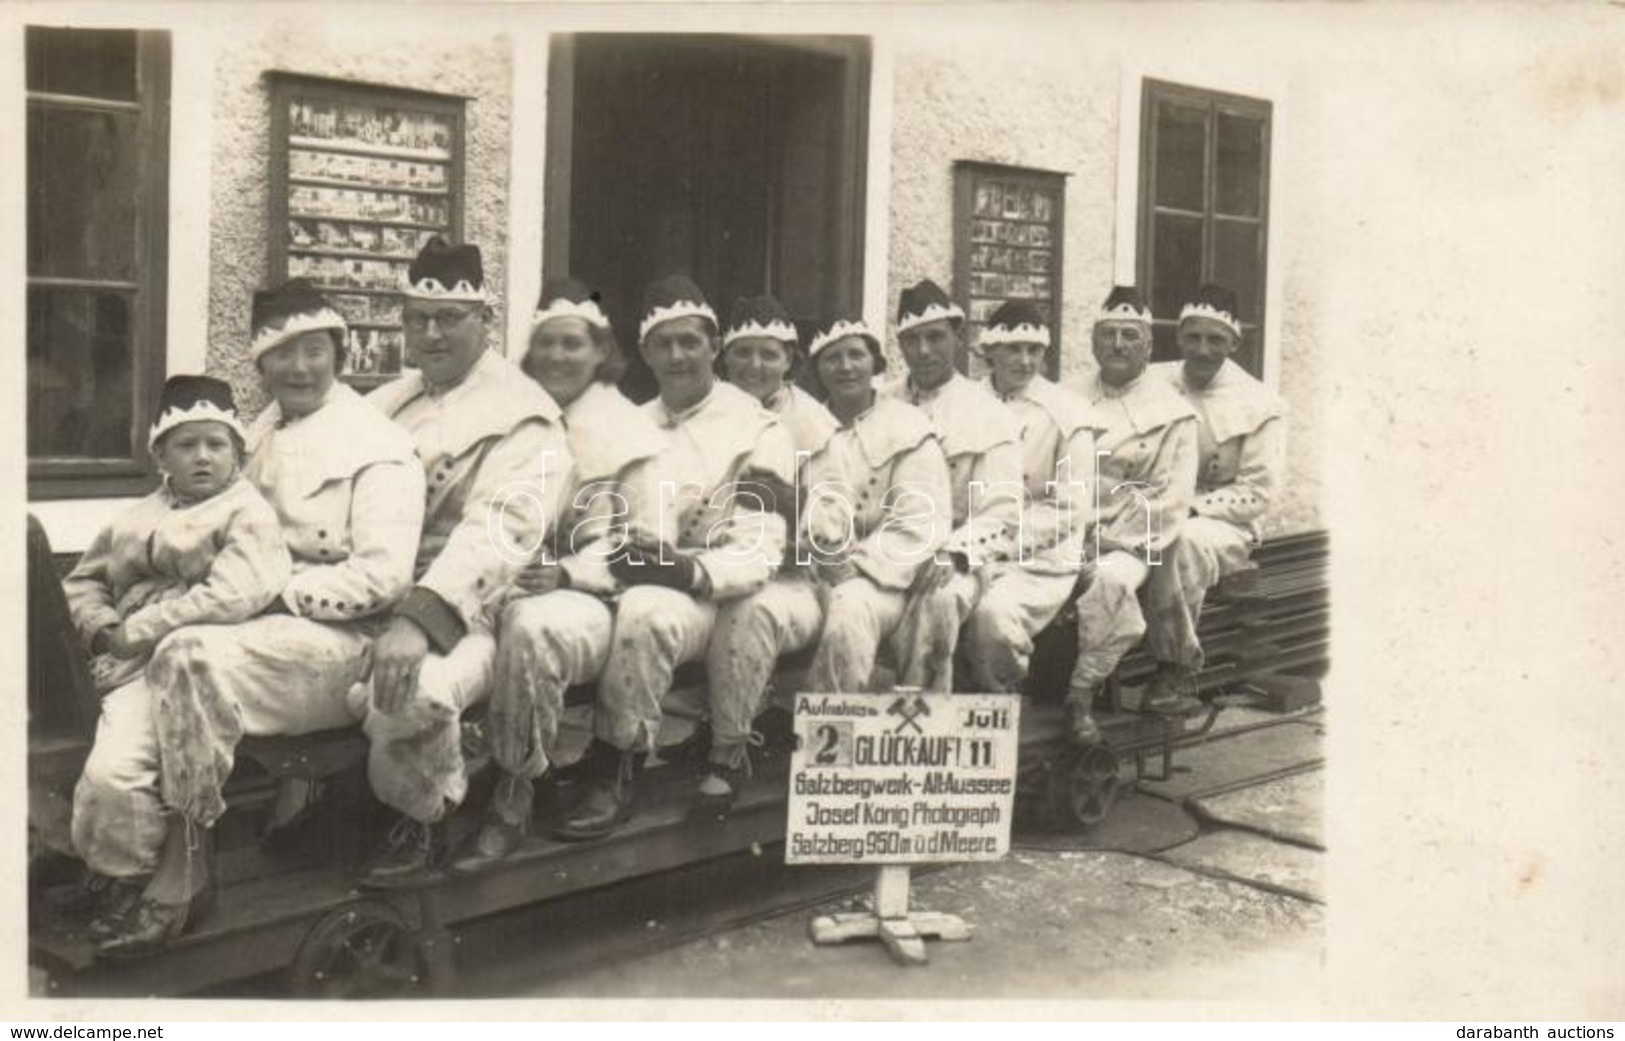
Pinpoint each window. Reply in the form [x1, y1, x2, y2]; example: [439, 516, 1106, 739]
[1137, 78, 1271, 376]
[27, 27, 171, 499]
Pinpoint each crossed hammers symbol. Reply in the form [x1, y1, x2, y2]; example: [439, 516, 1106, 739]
[888, 695, 930, 735]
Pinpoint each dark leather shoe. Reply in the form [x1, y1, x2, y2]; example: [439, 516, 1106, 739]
[358, 816, 439, 888]
[51, 869, 139, 920]
[97, 888, 216, 959]
[49, 871, 110, 920]
[694, 747, 753, 818]
[1142, 667, 1204, 716]
[84, 875, 151, 940]
[553, 745, 640, 842]
[554, 781, 633, 841]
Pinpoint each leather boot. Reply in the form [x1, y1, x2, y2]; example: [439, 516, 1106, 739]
[97, 887, 217, 959]
[694, 741, 754, 818]
[86, 877, 150, 940]
[1142, 663, 1203, 716]
[98, 827, 216, 959]
[358, 814, 442, 888]
[64, 872, 149, 939]
[447, 773, 534, 874]
[554, 741, 642, 842]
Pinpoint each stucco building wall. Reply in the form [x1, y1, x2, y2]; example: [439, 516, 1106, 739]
[204, 16, 513, 416]
[885, 23, 1119, 386]
[886, 17, 1324, 535]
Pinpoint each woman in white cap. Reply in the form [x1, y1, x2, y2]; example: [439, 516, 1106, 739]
[66, 375, 292, 954]
[801, 314, 953, 694]
[718, 294, 837, 455]
[449, 278, 668, 871]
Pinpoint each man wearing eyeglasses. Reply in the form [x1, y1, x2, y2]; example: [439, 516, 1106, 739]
[360, 237, 572, 885]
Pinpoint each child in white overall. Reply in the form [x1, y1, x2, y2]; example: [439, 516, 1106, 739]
[65, 375, 291, 953]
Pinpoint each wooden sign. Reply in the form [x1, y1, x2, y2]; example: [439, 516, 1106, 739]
[786, 692, 1021, 865]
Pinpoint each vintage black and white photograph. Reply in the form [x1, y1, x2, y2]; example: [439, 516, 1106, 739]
[9, 0, 1625, 1022]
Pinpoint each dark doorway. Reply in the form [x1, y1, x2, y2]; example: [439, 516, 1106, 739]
[546, 34, 870, 401]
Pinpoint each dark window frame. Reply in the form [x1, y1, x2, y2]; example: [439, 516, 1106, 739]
[27, 28, 171, 501]
[1137, 77, 1272, 377]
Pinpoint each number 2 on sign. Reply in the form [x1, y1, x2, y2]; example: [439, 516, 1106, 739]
[809, 722, 852, 767]
[815, 725, 840, 764]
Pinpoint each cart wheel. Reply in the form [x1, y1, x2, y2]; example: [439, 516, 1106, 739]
[289, 902, 434, 999]
[1046, 744, 1122, 830]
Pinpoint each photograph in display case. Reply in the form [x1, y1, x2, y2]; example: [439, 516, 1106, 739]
[288, 97, 453, 159]
[953, 161, 1067, 377]
[270, 73, 465, 385]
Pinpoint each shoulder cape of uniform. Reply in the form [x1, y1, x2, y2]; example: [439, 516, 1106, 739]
[850, 396, 942, 471]
[564, 381, 669, 484]
[1088, 369, 1197, 435]
[248, 381, 421, 499]
[885, 373, 1020, 459]
[1011, 376, 1103, 442]
[777, 384, 840, 455]
[1154, 359, 1285, 444]
[368, 350, 562, 458]
[643, 381, 792, 482]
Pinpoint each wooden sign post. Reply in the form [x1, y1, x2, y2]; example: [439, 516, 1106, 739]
[787, 690, 1022, 966]
[808, 865, 971, 966]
